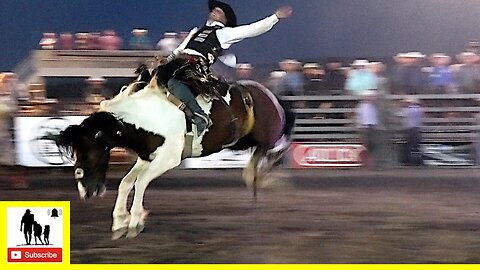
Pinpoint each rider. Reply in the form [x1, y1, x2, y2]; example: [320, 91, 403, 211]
[160, 0, 293, 136]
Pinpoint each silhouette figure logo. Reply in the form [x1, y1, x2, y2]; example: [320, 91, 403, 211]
[7, 207, 64, 263]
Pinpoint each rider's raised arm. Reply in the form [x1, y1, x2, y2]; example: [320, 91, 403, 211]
[216, 5, 292, 48]
[216, 14, 279, 47]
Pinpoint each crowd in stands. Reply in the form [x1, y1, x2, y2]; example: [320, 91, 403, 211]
[263, 51, 480, 98]
[38, 29, 189, 52]
[37, 29, 480, 99]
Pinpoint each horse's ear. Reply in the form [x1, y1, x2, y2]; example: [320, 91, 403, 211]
[149, 73, 158, 88]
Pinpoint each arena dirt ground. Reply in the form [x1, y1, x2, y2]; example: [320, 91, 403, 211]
[1, 167, 480, 263]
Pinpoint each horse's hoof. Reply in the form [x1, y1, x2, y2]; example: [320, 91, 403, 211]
[111, 228, 128, 240]
[126, 224, 145, 238]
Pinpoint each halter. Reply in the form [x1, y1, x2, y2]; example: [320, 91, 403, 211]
[94, 129, 122, 150]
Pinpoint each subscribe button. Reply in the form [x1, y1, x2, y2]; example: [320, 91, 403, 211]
[7, 248, 62, 263]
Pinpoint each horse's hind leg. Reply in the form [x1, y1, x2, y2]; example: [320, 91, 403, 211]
[242, 146, 268, 197]
[243, 138, 291, 196]
[111, 158, 148, 240]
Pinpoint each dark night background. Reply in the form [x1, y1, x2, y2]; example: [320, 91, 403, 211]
[1, 0, 479, 71]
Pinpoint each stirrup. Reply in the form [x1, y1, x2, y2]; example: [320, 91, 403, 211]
[193, 112, 212, 136]
[193, 112, 212, 127]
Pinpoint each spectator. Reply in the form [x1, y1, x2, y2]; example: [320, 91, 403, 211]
[58, 32, 74, 50]
[302, 62, 326, 95]
[392, 52, 426, 94]
[371, 64, 396, 169]
[345, 59, 378, 96]
[455, 52, 480, 94]
[356, 90, 380, 169]
[368, 61, 389, 94]
[391, 52, 407, 94]
[235, 63, 253, 80]
[84, 76, 112, 103]
[400, 96, 424, 166]
[0, 73, 17, 166]
[2, 72, 26, 102]
[265, 70, 286, 95]
[301, 62, 330, 122]
[466, 39, 480, 55]
[324, 58, 346, 95]
[99, 29, 122, 50]
[156, 32, 180, 54]
[88, 32, 102, 50]
[473, 98, 480, 165]
[39, 32, 57, 50]
[75, 32, 90, 50]
[129, 28, 153, 50]
[426, 53, 456, 94]
[278, 59, 304, 95]
[178, 31, 190, 43]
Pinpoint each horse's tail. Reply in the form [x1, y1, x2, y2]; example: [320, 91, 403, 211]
[276, 96, 296, 139]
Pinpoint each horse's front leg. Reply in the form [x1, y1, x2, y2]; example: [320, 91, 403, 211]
[126, 143, 183, 238]
[111, 158, 148, 240]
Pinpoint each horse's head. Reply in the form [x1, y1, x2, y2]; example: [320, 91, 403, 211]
[57, 124, 111, 200]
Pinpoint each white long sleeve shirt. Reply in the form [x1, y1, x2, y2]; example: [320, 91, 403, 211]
[172, 14, 280, 57]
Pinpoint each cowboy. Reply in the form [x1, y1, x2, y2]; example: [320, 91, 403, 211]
[455, 52, 480, 94]
[158, 0, 293, 136]
[427, 53, 455, 94]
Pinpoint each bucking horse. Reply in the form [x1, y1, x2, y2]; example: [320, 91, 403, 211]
[56, 67, 295, 239]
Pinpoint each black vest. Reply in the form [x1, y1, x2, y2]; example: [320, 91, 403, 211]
[185, 25, 223, 64]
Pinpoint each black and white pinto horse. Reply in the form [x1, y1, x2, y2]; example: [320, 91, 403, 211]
[57, 76, 295, 239]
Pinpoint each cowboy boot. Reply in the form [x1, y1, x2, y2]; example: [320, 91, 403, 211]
[168, 79, 212, 136]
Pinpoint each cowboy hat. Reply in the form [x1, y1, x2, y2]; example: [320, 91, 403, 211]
[429, 53, 450, 59]
[303, 62, 320, 69]
[351, 59, 369, 67]
[279, 59, 301, 65]
[132, 28, 148, 34]
[236, 63, 252, 69]
[402, 52, 426, 58]
[456, 52, 478, 61]
[209, 0, 237, 27]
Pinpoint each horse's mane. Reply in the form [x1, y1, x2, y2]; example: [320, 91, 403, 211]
[56, 125, 81, 159]
[81, 111, 119, 133]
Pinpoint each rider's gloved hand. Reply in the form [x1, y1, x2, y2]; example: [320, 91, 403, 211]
[275, 6, 293, 19]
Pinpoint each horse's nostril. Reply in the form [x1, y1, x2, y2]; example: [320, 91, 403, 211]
[75, 168, 84, 179]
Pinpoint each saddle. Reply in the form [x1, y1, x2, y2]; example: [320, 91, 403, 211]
[181, 75, 229, 100]
[172, 54, 229, 98]
[134, 63, 254, 150]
